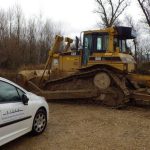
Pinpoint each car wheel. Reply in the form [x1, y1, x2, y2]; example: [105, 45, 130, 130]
[32, 109, 47, 135]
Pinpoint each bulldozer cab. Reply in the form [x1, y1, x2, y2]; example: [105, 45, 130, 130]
[23, 26, 136, 83]
[82, 26, 136, 66]
[82, 31, 109, 65]
[113, 26, 136, 53]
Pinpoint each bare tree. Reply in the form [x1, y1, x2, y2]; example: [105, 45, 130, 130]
[125, 16, 138, 60]
[137, 0, 150, 27]
[7, 7, 15, 38]
[0, 9, 8, 40]
[134, 37, 150, 63]
[95, 0, 129, 27]
[0, 5, 63, 69]
[140, 38, 150, 62]
[43, 19, 55, 57]
[0, 9, 8, 66]
[14, 5, 24, 46]
[27, 18, 37, 64]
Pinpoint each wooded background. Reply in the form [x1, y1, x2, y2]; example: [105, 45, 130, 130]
[0, 1, 150, 69]
[0, 5, 63, 69]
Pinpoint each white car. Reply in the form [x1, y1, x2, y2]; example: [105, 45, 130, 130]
[0, 77, 49, 146]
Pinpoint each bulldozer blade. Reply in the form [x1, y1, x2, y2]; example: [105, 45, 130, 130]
[130, 91, 150, 106]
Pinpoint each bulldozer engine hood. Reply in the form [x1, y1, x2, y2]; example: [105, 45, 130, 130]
[119, 53, 136, 64]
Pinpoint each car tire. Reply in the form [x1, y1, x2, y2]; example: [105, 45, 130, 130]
[32, 108, 47, 135]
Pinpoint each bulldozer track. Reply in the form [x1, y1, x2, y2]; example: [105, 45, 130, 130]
[45, 67, 129, 96]
[43, 66, 130, 107]
[23, 65, 150, 108]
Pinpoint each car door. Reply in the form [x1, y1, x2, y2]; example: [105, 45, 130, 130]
[0, 80, 32, 145]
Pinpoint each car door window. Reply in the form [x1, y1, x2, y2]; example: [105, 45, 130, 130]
[0, 81, 21, 103]
[17, 88, 25, 98]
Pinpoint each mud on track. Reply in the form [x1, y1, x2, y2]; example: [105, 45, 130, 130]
[2, 102, 150, 150]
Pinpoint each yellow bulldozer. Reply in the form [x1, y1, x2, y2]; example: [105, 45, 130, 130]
[17, 26, 150, 108]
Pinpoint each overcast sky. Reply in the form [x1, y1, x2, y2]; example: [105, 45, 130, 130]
[0, 0, 142, 36]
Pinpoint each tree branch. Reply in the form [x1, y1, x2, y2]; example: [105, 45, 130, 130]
[95, 0, 128, 27]
[95, 0, 109, 26]
[137, 0, 150, 27]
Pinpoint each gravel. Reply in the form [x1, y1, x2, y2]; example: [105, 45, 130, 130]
[2, 102, 150, 150]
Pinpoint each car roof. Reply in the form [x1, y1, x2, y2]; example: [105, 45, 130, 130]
[0, 77, 27, 92]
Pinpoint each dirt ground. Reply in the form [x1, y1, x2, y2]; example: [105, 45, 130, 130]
[1, 101, 150, 150]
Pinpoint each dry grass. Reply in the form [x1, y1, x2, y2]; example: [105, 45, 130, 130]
[19, 64, 45, 71]
[0, 69, 17, 81]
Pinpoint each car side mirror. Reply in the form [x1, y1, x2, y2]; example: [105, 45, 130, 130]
[22, 94, 29, 105]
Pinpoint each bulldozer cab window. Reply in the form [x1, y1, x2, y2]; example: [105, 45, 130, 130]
[119, 39, 127, 53]
[84, 35, 92, 50]
[103, 35, 109, 50]
[93, 34, 108, 52]
[97, 36, 102, 51]
[115, 38, 127, 53]
[121, 40, 126, 52]
[83, 35, 92, 65]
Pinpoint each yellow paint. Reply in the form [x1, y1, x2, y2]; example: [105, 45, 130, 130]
[49, 27, 136, 74]
[59, 55, 81, 72]
[127, 73, 150, 87]
[128, 73, 150, 81]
